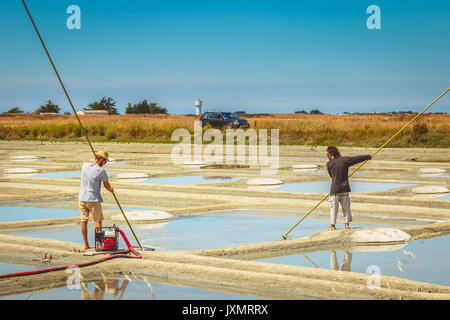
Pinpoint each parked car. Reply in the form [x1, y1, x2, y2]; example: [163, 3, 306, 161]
[200, 112, 250, 129]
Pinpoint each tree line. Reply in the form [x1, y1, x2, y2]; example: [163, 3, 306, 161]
[4, 97, 168, 115]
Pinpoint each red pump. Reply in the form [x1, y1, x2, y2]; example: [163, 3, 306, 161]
[0, 228, 142, 280]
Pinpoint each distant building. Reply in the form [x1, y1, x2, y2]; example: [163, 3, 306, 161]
[77, 110, 109, 115]
[195, 99, 202, 116]
[39, 112, 59, 116]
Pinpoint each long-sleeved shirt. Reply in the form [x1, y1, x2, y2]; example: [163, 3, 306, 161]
[326, 155, 371, 195]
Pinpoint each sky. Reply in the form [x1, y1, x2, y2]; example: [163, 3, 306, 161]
[0, 0, 449, 114]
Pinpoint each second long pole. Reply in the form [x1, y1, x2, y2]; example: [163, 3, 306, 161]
[282, 87, 449, 240]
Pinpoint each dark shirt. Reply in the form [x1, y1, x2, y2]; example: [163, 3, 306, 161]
[326, 155, 371, 195]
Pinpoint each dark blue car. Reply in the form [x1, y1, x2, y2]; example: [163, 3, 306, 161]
[200, 112, 250, 129]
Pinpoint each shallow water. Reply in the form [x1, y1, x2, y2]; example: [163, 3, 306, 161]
[293, 169, 380, 175]
[33, 171, 82, 178]
[106, 162, 126, 166]
[4, 210, 381, 251]
[281, 155, 327, 159]
[0, 205, 151, 222]
[437, 193, 450, 200]
[139, 176, 241, 185]
[33, 171, 117, 178]
[257, 235, 450, 286]
[0, 206, 79, 222]
[0, 263, 37, 274]
[274, 181, 411, 193]
[0, 264, 262, 300]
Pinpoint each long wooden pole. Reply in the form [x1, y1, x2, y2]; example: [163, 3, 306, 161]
[21, 0, 142, 249]
[282, 87, 449, 239]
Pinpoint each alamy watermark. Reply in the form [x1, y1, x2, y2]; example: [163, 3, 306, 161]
[66, 5, 81, 30]
[366, 265, 381, 289]
[171, 120, 279, 175]
[66, 265, 81, 289]
[65, 5, 381, 32]
[366, 5, 381, 30]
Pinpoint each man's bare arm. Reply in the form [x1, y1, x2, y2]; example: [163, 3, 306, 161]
[103, 180, 114, 193]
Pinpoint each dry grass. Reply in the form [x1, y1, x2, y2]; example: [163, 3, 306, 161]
[0, 112, 448, 148]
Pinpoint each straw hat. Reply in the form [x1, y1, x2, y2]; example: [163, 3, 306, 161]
[95, 151, 109, 161]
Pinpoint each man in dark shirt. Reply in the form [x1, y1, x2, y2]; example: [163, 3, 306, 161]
[326, 146, 371, 231]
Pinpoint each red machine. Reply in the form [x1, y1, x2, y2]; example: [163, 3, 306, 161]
[95, 225, 120, 252]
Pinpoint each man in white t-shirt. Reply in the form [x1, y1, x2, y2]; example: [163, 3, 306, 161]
[78, 151, 114, 250]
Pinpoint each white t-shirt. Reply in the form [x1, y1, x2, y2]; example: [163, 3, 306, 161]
[78, 162, 108, 202]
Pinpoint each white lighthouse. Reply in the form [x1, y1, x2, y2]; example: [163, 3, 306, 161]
[195, 98, 202, 116]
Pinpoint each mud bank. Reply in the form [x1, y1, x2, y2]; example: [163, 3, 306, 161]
[191, 222, 450, 260]
[1, 222, 450, 299]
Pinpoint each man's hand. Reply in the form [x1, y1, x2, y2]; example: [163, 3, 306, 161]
[103, 181, 114, 193]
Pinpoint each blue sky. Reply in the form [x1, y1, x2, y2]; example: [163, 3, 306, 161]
[0, 0, 449, 114]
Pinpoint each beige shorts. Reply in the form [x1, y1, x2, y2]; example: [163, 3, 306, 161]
[79, 201, 104, 222]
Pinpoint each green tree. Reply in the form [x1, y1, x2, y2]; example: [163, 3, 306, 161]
[149, 102, 168, 114]
[35, 100, 60, 114]
[125, 100, 168, 114]
[125, 102, 134, 114]
[6, 107, 24, 114]
[87, 97, 119, 114]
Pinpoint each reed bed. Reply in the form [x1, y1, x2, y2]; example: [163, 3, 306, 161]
[0, 113, 448, 148]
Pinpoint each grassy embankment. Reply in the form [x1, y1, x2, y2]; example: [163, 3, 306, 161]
[0, 113, 449, 148]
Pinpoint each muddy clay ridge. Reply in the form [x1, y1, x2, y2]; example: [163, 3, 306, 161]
[0, 141, 449, 299]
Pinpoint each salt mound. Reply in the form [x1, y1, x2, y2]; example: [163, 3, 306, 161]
[9, 155, 39, 161]
[413, 186, 449, 194]
[111, 210, 173, 222]
[116, 172, 149, 179]
[350, 228, 411, 243]
[3, 168, 38, 174]
[247, 178, 283, 186]
[183, 160, 205, 166]
[117, 178, 149, 183]
[351, 243, 407, 252]
[259, 168, 279, 176]
[292, 164, 318, 170]
[2, 173, 38, 178]
[419, 168, 446, 174]
[419, 173, 445, 178]
[247, 185, 280, 191]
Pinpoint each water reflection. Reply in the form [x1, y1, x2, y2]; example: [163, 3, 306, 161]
[81, 280, 130, 300]
[0, 264, 261, 300]
[258, 236, 450, 287]
[330, 251, 352, 272]
[302, 251, 353, 272]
